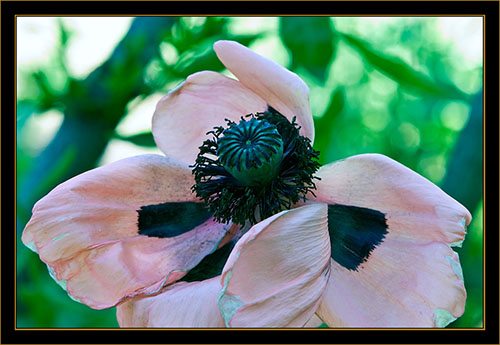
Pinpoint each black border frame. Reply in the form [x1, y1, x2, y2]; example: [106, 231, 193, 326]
[3, 1, 499, 344]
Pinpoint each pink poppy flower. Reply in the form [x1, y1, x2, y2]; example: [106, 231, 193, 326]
[22, 40, 471, 328]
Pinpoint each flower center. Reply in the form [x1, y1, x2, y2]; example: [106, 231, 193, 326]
[216, 117, 283, 187]
[191, 107, 320, 226]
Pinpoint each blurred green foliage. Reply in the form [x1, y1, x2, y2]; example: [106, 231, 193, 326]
[280, 17, 337, 83]
[16, 16, 483, 328]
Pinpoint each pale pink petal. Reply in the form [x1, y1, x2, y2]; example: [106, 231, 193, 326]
[214, 40, 314, 142]
[117, 277, 225, 328]
[317, 238, 466, 327]
[152, 71, 267, 165]
[219, 203, 330, 327]
[22, 154, 230, 309]
[315, 154, 469, 327]
[314, 154, 471, 246]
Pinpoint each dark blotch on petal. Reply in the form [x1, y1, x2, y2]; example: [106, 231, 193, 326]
[328, 204, 388, 271]
[138, 202, 212, 238]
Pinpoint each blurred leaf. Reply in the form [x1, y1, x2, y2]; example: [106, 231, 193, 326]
[340, 33, 469, 101]
[171, 38, 225, 77]
[280, 17, 336, 83]
[313, 87, 345, 164]
[170, 17, 228, 53]
[56, 18, 73, 47]
[228, 34, 262, 50]
[55, 18, 73, 77]
[16, 100, 40, 132]
[164, 17, 260, 79]
[32, 145, 78, 202]
[20, 20, 72, 113]
[116, 131, 156, 147]
[32, 71, 58, 110]
[200, 17, 229, 38]
[441, 92, 482, 212]
[171, 33, 261, 78]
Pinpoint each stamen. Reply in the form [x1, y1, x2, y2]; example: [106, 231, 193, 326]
[191, 107, 321, 225]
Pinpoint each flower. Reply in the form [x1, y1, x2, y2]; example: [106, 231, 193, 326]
[22, 40, 471, 328]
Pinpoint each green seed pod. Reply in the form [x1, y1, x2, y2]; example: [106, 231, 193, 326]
[217, 117, 283, 187]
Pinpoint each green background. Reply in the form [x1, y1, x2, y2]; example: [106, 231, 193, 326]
[16, 16, 483, 328]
